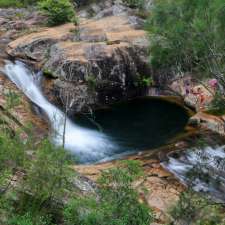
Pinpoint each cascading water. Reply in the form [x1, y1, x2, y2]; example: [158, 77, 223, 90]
[2, 61, 118, 163]
[162, 145, 225, 202]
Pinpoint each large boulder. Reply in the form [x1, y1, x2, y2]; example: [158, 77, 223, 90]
[44, 41, 144, 111]
[6, 9, 150, 112]
[43, 16, 149, 112]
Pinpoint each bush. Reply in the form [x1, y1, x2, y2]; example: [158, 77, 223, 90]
[0, 0, 22, 7]
[206, 92, 225, 115]
[0, 0, 38, 7]
[8, 212, 51, 225]
[123, 0, 145, 9]
[64, 160, 154, 225]
[17, 140, 74, 216]
[168, 190, 225, 225]
[38, 0, 76, 26]
[0, 130, 74, 224]
[146, 0, 225, 80]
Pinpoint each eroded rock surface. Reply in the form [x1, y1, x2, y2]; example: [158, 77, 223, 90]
[170, 75, 225, 135]
[6, 7, 149, 112]
[7, 23, 75, 61]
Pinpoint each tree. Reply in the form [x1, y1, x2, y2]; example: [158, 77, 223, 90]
[17, 140, 74, 216]
[167, 190, 225, 225]
[146, 0, 225, 94]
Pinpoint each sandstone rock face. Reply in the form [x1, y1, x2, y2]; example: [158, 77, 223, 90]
[189, 112, 225, 135]
[7, 23, 75, 61]
[6, 8, 149, 112]
[170, 75, 225, 135]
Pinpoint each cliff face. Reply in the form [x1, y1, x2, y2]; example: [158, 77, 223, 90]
[6, 2, 150, 113]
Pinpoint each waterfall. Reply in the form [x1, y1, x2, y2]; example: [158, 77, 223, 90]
[2, 61, 117, 163]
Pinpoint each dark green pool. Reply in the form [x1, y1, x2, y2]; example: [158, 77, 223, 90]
[74, 97, 190, 161]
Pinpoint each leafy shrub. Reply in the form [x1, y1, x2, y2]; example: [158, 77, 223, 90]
[206, 92, 225, 115]
[17, 140, 73, 216]
[0, 0, 23, 7]
[0, 0, 38, 7]
[135, 75, 154, 87]
[64, 160, 154, 225]
[85, 75, 97, 91]
[8, 212, 51, 225]
[168, 190, 225, 225]
[123, 0, 145, 9]
[38, 0, 76, 26]
[0, 130, 73, 224]
[146, 0, 225, 80]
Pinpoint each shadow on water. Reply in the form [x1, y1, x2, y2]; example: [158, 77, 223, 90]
[74, 97, 190, 160]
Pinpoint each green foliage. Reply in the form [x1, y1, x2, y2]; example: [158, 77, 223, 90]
[0, 0, 38, 7]
[85, 75, 97, 91]
[0, 126, 223, 225]
[4, 91, 21, 111]
[8, 212, 51, 225]
[206, 92, 225, 115]
[147, 0, 225, 84]
[0, 132, 27, 194]
[0, 130, 74, 224]
[38, 0, 76, 26]
[134, 74, 154, 88]
[0, 0, 23, 7]
[17, 140, 74, 216]
[167, 190, 225, 225]
[64, 160, 154, 225]
[43, 68, 54, 78]
[123, 0, 145, 9]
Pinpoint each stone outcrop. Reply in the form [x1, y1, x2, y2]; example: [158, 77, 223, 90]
[6, 23, 75, 61]
[0, 8, 46, 60]
[6, 7, 150, 112]
[170, 75, 225, 135]
[189, 112, 225, 135]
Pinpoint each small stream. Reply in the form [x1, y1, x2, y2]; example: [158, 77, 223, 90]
[162, 145, 225, 203]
